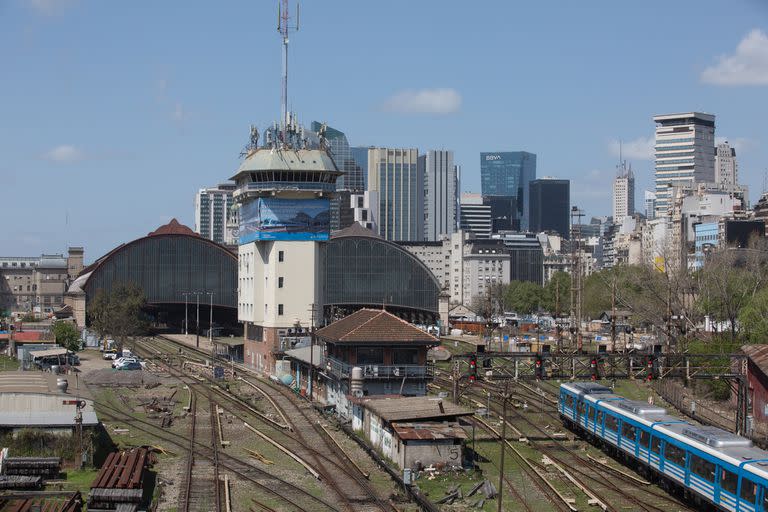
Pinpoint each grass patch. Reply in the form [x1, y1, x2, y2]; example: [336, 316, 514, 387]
[50, 468, 99, 494]
[0, 354, 19, 371]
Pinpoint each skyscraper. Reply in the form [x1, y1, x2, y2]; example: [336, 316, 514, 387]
[715, 141, 738, 186]
[645, 191, 657, 220]
[459, 193, 492, 239]
[367, 148, 423, 241]
[420, 150, 457, 241]
[529, 178, 570, 238]
[613, 163, 635, 220]
[350, 147, 369, 190]
[653, 112, 716, 217]
[194, 182, 236, 245]
[480, 151, 536, 230]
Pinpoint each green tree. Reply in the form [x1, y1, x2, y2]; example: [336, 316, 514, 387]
[542, 271, 571, 315]
[502, 281, 543, 314]
[52, 321, 80, 352]
[87, 282, 148, 347]
[739, 287, 768, 344]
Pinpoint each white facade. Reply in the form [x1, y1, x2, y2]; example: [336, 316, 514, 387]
[715, 141, 738, 186]
[350, 190, 378, 231]
[195, 182, 236, 245]
[421, 150, 458, 241]
[653, 112, 716, 218]
[459, 193, 491, 239]
[612, 165, 635, 220]
[237, 240, 324, 330]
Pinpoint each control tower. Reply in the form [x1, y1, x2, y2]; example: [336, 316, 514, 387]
[232, 120, 342, 372]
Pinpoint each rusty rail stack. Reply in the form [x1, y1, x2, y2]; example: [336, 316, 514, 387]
[87, 447, 150, 512]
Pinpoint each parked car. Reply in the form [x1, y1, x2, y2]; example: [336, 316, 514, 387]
[117, 361, 142, 371]
[112, 357, 139, 369]
[103, 350, 118, 360]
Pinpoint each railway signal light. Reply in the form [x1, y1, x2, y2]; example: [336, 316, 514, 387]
[534, 355, 544, 380]
[590, 358, 599, 381]
[646, 355, 655, 381]
[468, 354, 478, 383]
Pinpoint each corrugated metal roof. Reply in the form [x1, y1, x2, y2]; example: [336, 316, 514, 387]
[0, 394, 99, 427]
[29, 348, 69, 358]
[392, 421, 468, 441]
[316, 309, 438, 345]
[743, 345, 768, 377]
[360, 396, 472, 423]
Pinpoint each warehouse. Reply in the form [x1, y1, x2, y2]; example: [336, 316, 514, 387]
[0, 372, 99, 433]
[352, 396, 472, 470]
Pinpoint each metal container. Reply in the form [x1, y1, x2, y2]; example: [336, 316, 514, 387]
[56, 378, 68, 393]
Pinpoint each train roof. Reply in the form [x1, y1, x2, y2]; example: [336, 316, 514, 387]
[561, 381, 613, 396]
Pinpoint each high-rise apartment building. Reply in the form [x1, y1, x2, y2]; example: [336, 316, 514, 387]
[484, 195, 519, 232]
[645, 191, 657, 220]
[420, 150, 457, 241]
[529, 178, 570, 239]
[459, 193, 491, 239]
[310, 123, 365, 232]
[613, 163, 635, 220]
[653, 112, 716, 217]
[715, 141, 738, 186]
[195, 182, 236, 245]
[480, 151, 536, 230]
[367, 148, 423, 241]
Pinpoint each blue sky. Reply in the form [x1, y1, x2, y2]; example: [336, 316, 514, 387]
[2, 0, 767, 260]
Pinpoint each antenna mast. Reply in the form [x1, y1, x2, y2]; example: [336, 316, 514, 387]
[278, 0, 299, 143]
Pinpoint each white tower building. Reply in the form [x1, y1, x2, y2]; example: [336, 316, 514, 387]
[715, 141, 738, 186]
[194, 183, 236, 245]
[653, 112, 715, 218]
[612, 164, 635, 221]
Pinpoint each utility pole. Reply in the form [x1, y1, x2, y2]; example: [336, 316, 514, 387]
[208, 292, 214, 343]
[570, 206, 584, 353]
[182, 292, 189, 336]
[195, 292, 200, 349]
[611, 274, 617, 351]
[308, 303, 316, 401]
[497, 381, 510, 512]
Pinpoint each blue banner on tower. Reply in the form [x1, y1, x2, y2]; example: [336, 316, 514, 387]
[238, 198, 330, 244]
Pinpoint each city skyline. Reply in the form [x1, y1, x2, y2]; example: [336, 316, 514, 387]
[2, 1, 768, 258]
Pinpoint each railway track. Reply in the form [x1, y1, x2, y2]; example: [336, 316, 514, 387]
[133, 337, 394, 512]
[436, 371, 695, 512]
[180, 392, 222, 512]
[95, 397, 336, 512]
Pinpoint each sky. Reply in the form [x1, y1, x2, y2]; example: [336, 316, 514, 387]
[2, 0, 768, 261]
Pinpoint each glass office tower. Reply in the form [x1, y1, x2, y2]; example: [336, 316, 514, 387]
[480, 151, 536, 230]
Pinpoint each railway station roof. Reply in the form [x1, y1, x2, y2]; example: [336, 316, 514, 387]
[742, 344, 768, 376]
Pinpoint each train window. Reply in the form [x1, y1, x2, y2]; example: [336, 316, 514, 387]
[605, 415, 618, 432]
[651, 436, 661, 454]
[591, 407, 597, 422]
[690, 454, 715, 482]
[597, 411, 604, 424]
[741, 478, 757, 503]
[621, 422, 636, 441]
[721, 469, 738, 494]
[565, 395, 573, 408]
[664, 443, 686, 467]
[577, 402, 586, 415]
[638, 430, 650, 448]
[762, 485, 768, 510]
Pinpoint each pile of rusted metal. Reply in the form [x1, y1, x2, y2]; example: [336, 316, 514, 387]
[0, 454, 61, 490]
[86, 448, 151, 512]
[0, 491, 82, 512]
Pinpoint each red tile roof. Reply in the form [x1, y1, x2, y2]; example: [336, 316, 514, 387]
[316, 308, 438, 345]
[148, 218, 199, 237]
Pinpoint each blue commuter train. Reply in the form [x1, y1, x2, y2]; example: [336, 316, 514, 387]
[560, 382, 768, 512]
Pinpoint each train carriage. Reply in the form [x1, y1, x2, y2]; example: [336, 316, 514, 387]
[560, 382, 768, 511]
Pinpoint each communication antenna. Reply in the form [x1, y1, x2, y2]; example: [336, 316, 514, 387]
[278, 0, 299, 143]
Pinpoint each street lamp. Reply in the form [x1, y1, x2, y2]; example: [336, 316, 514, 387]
[181, 292, 190, 336]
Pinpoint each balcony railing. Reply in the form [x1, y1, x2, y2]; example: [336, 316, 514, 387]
[325, 357, 434, 380]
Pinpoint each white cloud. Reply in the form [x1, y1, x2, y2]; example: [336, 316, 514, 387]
[382, 88, 461, 114]
[701, 29, 768, 86]
[42, 144, 84, 163]
[26, 0, 75, 16]
[715, 136, 754, 153]
[609, 136, 655, 161]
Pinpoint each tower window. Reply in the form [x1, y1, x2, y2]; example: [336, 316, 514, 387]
[278, 277, 284, 288]
[278, 304, 284, 316]
[278, 250, 285, 262]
